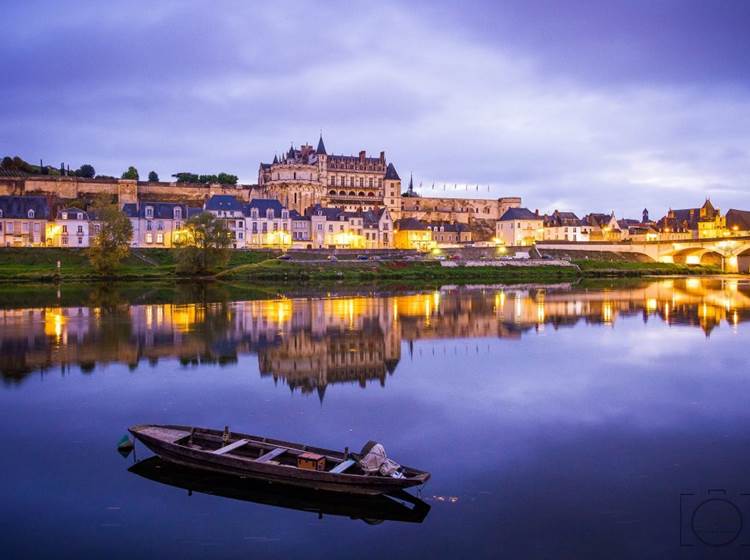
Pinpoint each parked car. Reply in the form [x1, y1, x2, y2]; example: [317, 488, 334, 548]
[277, 254, 292, 261]
[327, 255, 338, 262]
[356, 254, 369, 261]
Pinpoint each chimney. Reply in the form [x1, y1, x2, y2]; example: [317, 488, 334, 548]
[535, 209, 539, 216]
[379, 151, 385, 162]
[359, 150, 366, 162]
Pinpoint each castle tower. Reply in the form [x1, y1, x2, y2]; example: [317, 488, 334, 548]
[383, 162, 402, 220]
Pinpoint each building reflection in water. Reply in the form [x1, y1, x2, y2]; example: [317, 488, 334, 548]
[2, 278, 749, 391]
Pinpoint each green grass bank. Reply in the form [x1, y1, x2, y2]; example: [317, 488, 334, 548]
[0, 247, 723, 285]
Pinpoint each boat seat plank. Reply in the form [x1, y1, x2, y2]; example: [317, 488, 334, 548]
[212, 439, 250, 455]
[329, 459, 356, 474]
[256, 447, 286, 463]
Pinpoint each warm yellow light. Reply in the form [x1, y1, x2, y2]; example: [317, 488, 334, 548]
[646, 298, 657, 312]
[686, 255, 701, 265]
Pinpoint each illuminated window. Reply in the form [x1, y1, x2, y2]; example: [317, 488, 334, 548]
[146, 233, 153, 243]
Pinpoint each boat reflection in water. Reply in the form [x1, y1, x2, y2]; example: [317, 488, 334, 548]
[129, 456, 431, 525]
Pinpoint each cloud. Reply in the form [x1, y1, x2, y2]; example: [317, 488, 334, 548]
[1, 0, 748, 217]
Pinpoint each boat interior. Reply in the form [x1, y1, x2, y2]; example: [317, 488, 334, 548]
[145, 425, 373, 476]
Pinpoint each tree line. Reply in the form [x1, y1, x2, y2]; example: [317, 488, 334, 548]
[2, 156, 239, 185]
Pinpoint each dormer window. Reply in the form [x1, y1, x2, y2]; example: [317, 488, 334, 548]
[174, 207, 182, 220]
[281, 210, 289, 219]
[28, 209, 35, 219]
[251, 208, 259, 219]
[77, 213, 83, 220]
[266, 209, 274, 219]
[61, 212, 68, 220]
[0, 210, 2, 217]
[145, 206, 154, 218]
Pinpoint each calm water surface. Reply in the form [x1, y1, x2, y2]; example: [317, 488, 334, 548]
[2, 278, 750, 559]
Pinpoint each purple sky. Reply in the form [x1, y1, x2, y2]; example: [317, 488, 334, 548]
[2, 0, 749, 218]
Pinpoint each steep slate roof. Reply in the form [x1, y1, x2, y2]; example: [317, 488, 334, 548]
[205, 195, 244, 212]
[316, 134, 327, 155]
[384, 162, 400, 180]
[726, 209, 750, 231]
[361, 208, 387, 228]
[308, 204, 346, 221]
[395, 218, 429, 231]
[122, 201, 189, 219]
[56, 207, 89, 220]
[187, 207, 204, 218]
[244, 198, 285, 216]
[289, 210, 309, 221]
[544, 211, 582, 227]
[499, 207, 540, 221]
[0, 195, 50, 219]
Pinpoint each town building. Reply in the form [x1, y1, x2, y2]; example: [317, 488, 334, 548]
[581, 212, 622, 241]
[204, 195, 247, 248]
[427, 222, 472, 245]
[290, 210, 311, 244]
[496, 208, 544, 246]
[542, 211, 589, 242]
[0, 195, 50, 247]
[49, 207, 91, 248]
[258, 135, 403, 220]
[307, 204, 393, 249]
[394, 218, 435, 251]
[123, 201, 195, 248]
[243, 198, 292, 248]
[726, 209, 750, 235]
[657, 200, 724, 238]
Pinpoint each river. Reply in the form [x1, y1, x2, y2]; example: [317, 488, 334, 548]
[1, 278, 749, 558]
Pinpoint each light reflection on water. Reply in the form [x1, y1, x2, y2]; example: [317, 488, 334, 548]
[1, 278, 748, 388]
[1, 277, 750, 559]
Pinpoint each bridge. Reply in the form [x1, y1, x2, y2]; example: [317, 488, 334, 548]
[537, 236, 750, 273]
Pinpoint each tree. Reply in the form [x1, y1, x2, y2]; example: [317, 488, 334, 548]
[121, 166, 139, 180]
[175, 212, 232, 275]
[75, 164, 96, 178]
[88, 199, 133, 275]
[148, 170, 159, 182]
[217, 172, 238, 185]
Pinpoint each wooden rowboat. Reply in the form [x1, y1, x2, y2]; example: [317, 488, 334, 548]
[129, 456, 431, 524]
[129, 424, 430, 495]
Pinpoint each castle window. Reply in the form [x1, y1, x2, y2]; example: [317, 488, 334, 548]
[157, 221, 164, 231]
[145, 206, 154, 218]
[358, 191, 364, 197]
[349, 191, 355, 196]
[156, 233, 164, 244]
[77, 213, 83, 220]
[281, 210, 289, 219]
[62, 225, 68, 234]
[293, 172, 296, 180]
[368, 178, 373, 188]
[359, 177, 363, 187]
[174, 207, 182, 220]
[61, 212, 68, 220]
[28, 209, 35, 219]
[329, 190, 336, 195]
[266, 209, 274, 219]
[329, 176, 335, 186]
[339, 190, 346, 196]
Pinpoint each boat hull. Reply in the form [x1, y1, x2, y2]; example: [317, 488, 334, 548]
[129, 425, 429, 496]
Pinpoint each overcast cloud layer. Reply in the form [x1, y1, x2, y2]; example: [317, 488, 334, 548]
[2, 0, 749, 217]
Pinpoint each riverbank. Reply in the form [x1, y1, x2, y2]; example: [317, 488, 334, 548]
[0, 247, 723, 284]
